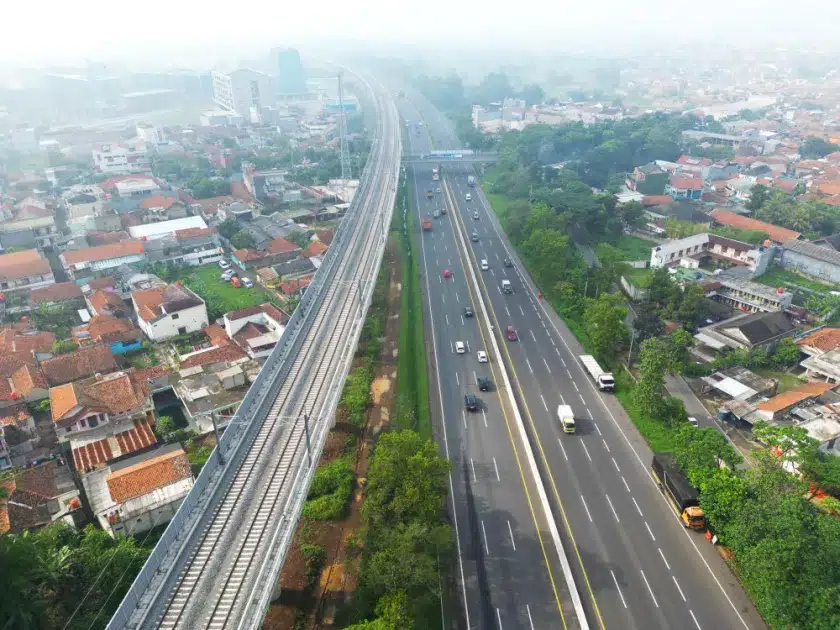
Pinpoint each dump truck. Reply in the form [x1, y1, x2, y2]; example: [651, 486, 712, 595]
[557, 404, 575, 434]
[579, 355, 615, 392]
[467, 175, 476, 186]
[422, 216, 432, 230]
[651, 453, 706, 531]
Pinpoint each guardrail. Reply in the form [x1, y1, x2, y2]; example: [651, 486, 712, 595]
[106, 74, 391, 630]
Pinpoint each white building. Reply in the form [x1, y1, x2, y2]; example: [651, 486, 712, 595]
[199, 110, 245, 127]
[132, 283, 208, 341]
[128, 216, 208, 241]
[135, 124, 161, 144]
[92, 140, 150, 174]
[83, 444, 194, 537]
[63, 185, 108, 221]
[212, 68, 273, 119]
[114, 177, 160, 198]
[223, 303, 288, 360]
[650, 233, 774, 274]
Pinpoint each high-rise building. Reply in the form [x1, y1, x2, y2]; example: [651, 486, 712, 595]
[274, 48, 307, 95]
[211, 69, 272, 119]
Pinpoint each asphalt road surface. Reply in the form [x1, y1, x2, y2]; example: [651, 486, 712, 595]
[399, 88, 766, 630]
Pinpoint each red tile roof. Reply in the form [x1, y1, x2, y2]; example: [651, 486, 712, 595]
[72, 416, 157, 471]
[61, 240, 145, 266]
[10, 364, 48, 397]
[0, 250, 51, 282]
[233, 248, 265, 262]
[824, 196, 840, 207]
[315, 229, 335, 245]
[2, 331, 56, 356]
[669, 177, 704, 190]
[41, 344, 118, 386]
[51, 372, 149, 426]
[87, 276, 116, 291]
[816, 181, 840, 197]
[98, 175, 157, 192]
[303, 241, 328, 257]
[139, 195, 179, 210]
[797, 328, 840, 352]
[710, 209, 801, 244]
[203, 323, 231, 347]
[180, 344, 246, 369]
[29, 281, 83, 304]
[641, 195, 672, 207]
[175, 227, 215, 240]
[265, 236, 300, 255]
[106, 447, 191, 503]
[88, 289, 125, 316]
[278, 276, 313, 296]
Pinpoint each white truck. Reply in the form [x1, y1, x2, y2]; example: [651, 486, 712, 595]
[557, 404, 576, 434]
[579, 355, 615, 392]
[467, 175, 476, 187]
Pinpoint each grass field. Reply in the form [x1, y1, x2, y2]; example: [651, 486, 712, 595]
[613, 234, 656, 261]
[753, 367, 804, 393]
[615, 372, 680, 453]
[755, 267, 839, 295]
[177, 265, 277, 319]
[393, 177, 432, 439]
[623, 266, 653, 288]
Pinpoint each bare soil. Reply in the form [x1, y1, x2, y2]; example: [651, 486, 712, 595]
[263, 240, 402, 630]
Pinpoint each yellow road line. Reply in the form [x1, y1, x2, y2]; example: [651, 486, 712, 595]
[445, 178, 607, 630]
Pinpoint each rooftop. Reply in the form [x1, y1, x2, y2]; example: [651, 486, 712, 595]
[797, 328, 840, 353]
[710, 209, 801, 244]
[106, 446, 191, 504]
[72, 416, 156, 471]
[783, 239, 840, 269]
[29, 281, 83, 304]
[757, 381, 836, 414]
[41, 344, 118, 386]
[50, 372, 149, 426]
[132, 284, 203, 322]
[61, 240, 145, 266]
[0, 249, 51, 282]
[128, 216, 208, 241]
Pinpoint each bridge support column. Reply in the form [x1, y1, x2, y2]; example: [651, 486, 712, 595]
[271, 580, 283, 602]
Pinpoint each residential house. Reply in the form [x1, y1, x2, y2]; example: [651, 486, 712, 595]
[87, 288, 128, 318]
[650, 233, 774, 273]
[704, 277, 792, 313]
[242, 163, 290, 202]
[232, 236, 301, 271]
[709, 209, 801, 245]
[62, 185, 120, 236]
[676, 155, 712, 175]
[72, 315, 143, 354]
[60, 241, 146, 282]
[29, 282, 84, 309]
[50, 371, 153, 439]
[137, 195, 189, 222]
[780, 239, 840, 284]
[0, 200, 59, 251]
[0, 460, 81, 533]
[0, 249, 55, 295]
[666, 176, 703, 201]
[128, 217, 223, 267]
[40, 344, 118, 387]
[755, 382, 836, 422]
[92, 140, 150, 175]
[132, 283, 208, 341]
[694, 311, 795, 355]
[0, 405, 38, 466]
[111, 176, 161, 199]
[174, 344, 257, 422]
[223, 303, 288, 360]
[272, 257, 316, 280]
[797, 328, 840, 358]
[278, 275, 312, 298]
[626, 163, 668, 195]
[85, 444, 193, 537]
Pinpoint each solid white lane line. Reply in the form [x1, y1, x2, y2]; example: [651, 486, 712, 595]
[507, 520, 517, 551]
[493, 457, 500, 481]
[658, 547, 671, 570]
[580, 495, 593, 522]
[645, 521, 656, 541]
[473, 371, 478, 384]
[610, 570, 628, 609]
[530, 329, 537, 342]
[602, 439, 610, 453]
[543, 357, 552, 374]
[526, 604, 535, 630]
[540, 393, 549, 412]
[612, 457, 621, 473]
[496, 608, 503, 630]
[690, 609, 702, 630]
[673, 576, 687, 602]
[462, 410, 467, 429]
[581, 441, 592, 462]
[525, 358, 534, 374]
[470, 458, 476, 483]
[482, 409, 488, 428]
[641, 570, 659, 608]
[557, 439, 568, 461]
[632, 497, 643, 516]
[455, 372, 460, 386]
[482, 520, 490, 555]
[519, 305, 525, 316]
[605, 494, 620, 521]
[621, 476, 631, 492]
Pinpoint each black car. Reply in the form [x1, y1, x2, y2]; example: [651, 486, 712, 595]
[477, 377, 492, 392]
[464, 306, 474, 317]
[464, 393, 479, 411]
[503, 257, 513, 268]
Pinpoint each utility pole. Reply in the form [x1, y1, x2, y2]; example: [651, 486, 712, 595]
[338, 72, 350, 181]
[303, 413, 312, 467]
[210, 410, 224, 465]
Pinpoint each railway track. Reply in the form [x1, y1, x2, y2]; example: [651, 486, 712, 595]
[124, 78, 400, 630]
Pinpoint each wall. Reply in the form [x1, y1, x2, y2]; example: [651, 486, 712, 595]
[650, 233, 708, 267]
[140, 303, 208, 341]
[781, 250, 840, 284]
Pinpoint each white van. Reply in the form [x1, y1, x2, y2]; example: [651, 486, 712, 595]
[465, 193, 472, 201]
[557, 405, 576, 434]
[480, 259, 489, 270]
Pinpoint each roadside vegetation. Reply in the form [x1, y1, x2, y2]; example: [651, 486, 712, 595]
[412, 74, 840, 627]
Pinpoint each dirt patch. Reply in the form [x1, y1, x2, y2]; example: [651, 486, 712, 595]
[263, 238, 403, 630]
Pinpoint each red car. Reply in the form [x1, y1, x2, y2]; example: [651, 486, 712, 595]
[443, 269, 452, 279]
[506, 326, 518, 341]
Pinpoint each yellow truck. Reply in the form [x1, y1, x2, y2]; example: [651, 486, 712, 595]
[652, 453, 706, 531]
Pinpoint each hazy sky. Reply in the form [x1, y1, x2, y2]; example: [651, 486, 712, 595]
[4, 0, 840, 68]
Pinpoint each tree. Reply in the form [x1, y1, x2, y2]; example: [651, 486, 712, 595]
[592, 243, 628, 295]
[583, 293, 628, 360]
[51, 339, 77, 355]
[675, 283, 710, 328]
[668, 328, 694, 371]
[217, 218, 239, 240]
[633, 302, 664, 342]
[230, 230, 254, 250]
[632, 336, 672, 418]
[753, 420, 819, 468]
[772, 337, 801, 367]
[155, 415, 177, 436]
[618, 201, 646, 230]
[646, 266, 675, 307]
[672, 425, 742, 483]
[800, 136, 836, 159]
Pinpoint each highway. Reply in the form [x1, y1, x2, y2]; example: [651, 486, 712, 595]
[402, 88, 766, 630]
[399, 100, 580, 630]
[107, 72, 400, 630]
